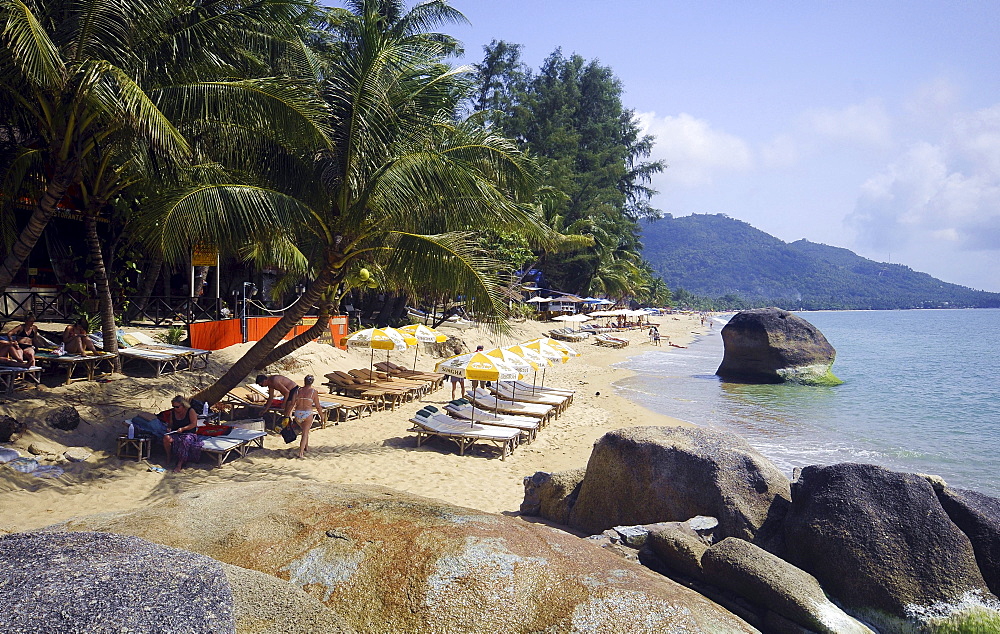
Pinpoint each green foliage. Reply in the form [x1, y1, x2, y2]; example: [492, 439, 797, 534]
[158, 325, 186, 345]
[929, 607, 1000, 633]
[474, 42, 666, 300]
[644, 214, 1000, 310]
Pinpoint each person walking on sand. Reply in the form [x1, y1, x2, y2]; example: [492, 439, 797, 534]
[256, 374, 299, 419]
[288, 375, 325, 458]
[651, 326, 661, 346]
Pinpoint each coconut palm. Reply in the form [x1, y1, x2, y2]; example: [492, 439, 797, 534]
[149, 0, 551, 404]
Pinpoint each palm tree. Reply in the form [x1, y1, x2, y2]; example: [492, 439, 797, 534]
[148, 0, 551, 405]
[0, 0, 327, 364]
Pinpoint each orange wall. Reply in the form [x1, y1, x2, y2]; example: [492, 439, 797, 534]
[190, 316, 349, 351]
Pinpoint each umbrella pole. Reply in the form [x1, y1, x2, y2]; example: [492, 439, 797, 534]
[532, 370, 537, 395]
[470, 387, 475, 428]
[369, 348, 375, 384]
[413, 343, 419, 371]
[541, 367, 547, 389]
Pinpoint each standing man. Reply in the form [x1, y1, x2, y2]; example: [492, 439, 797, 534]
[256, 374, 299, 421]
[471, 345, 486, 392]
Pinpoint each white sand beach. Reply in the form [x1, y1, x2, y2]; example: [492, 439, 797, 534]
[0, 314, 706, 533]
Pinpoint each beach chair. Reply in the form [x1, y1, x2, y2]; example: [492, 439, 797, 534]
[35, 351, 118, 384]
[374, 361, 445, 389]
[349, 368, 429, 397]
[491, 382, 570, 414]
[124, 331, 212, 370]
[0, 365, 42, 394]
[466, 388, 555, 425]
[199, 427, 266, 466]
[440, 402, 538, 442]
[510, 380, 575, 404]
[408, 409, 520, 460]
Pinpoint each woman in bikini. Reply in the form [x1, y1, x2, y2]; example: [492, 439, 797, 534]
[62, 319, 97, 354]
[289, 375, 325, 459]
[7, 313, 39, 366]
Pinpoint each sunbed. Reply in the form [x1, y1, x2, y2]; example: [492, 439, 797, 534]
[124, 331, 212, 370]
[440, 402, 538, 442]
[408, 409, 520, 460]
[0, 365, 42, 394]
[200, 427, 266, 466]
[593, 333, 628, 348]
[374, 361, 445, 389]
[324, 372, 402, 410]
[35, 351, 118, 384]
[491, 382, 570, 414]
[466, 388, 555, 424]
[510, 380, 575, 404]
[348, 368, 429, 397]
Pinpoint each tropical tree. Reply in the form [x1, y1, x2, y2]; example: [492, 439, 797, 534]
[144, 0, 548, 405]
[0, 0, 324, 364]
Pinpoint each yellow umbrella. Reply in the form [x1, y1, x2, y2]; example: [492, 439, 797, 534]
[345, 327, 412, 382]
[398, 324, 447, 369]
[520, 339, 570, 389]
[506, 344, 553, 394]
[484, 347, 537, 375]
[532, 337, 581, 358]
[434, 352, 521, 425]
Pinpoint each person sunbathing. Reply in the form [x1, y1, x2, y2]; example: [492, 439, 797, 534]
[163, 395, 203, 472]
[63, 320, 97, 354]
[8, 313, 39, 366]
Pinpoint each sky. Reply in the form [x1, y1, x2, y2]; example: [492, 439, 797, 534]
[444, 0, 1000, 291]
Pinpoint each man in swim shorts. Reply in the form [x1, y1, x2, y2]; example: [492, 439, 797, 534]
[256, 374, 299, 420]
[288, 375, 325, 458]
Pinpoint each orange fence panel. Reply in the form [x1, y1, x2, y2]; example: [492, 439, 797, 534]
[189, 316, 350, 351]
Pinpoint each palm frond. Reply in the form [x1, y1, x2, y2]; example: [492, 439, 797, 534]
[1, 0, 65, 87]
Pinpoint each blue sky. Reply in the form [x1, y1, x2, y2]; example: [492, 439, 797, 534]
[446, 1, 1000, 291]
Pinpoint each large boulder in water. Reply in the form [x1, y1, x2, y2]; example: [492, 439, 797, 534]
[566, 426, 791, 546]
[716, 308, 841, 385]
[54, 481, 757, 634]
[782, 463, 997, 631]
[933, 482, 1000, 597]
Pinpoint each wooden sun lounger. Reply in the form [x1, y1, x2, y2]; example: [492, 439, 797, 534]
[409, 411, 520, 460]
[510, 380, 575, 404]
[200, 428, 266, 466]
[118, 347, 183, 377]
[348, 369, 429, 396]
[466, 388, 554, 425]
[374, 362, 446, 388]
[35, 351, 118, 384]
[125, 332, 212, 370]
[441, 403, 538, 443]
[0, 365, 42, 394]
[492, 383, 570, 414]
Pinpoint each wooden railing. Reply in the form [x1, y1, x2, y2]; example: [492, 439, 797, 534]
[0, 291, 222, 326]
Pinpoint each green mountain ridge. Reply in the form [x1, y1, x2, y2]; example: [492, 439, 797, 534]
[641, 213, 1000, 310]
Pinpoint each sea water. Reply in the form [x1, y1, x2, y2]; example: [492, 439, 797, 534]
[617, 309, 1000, 496]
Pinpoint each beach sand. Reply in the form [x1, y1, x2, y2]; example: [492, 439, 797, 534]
[0, 315, 706, 533]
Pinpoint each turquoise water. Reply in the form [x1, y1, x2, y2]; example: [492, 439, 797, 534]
[617, 309, 1000, 496]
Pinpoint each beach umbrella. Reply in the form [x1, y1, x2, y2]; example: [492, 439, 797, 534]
[484, 347, 537, 375]
[505, 344, 553, 394]
[398, 324, 447, 369]
[435, 352, 521, 426]
[345, 327, 411, 382]
[552, 313, 591, 331]
[532, 337, 581, 358]
[520, 339, 571, 389]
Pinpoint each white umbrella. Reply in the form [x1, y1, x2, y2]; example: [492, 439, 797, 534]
[525, 296, 549, 303]
[553, 314, 591, 322]
[398, 324, 447, 369]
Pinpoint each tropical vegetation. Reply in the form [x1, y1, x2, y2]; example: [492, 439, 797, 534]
[1, 0, 671, 403]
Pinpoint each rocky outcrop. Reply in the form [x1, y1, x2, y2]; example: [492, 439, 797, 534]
[701, 537, 873, 634]
[934, 484, 1000, 596]
[54, 481, 757, 634]
[646, 520, 713, 580]
[567, 427, 790, 545]
[716, 308, 840, 385]
[0, 415, 24, 442]
[520, 467, 586, 524]
[46, 405, 80, 431]
[0, 531, 235, 633]
[783, 463, 995, 631]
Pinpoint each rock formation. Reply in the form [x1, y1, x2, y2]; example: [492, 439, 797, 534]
[53, 481, 757, 634]
[716, 308, 841, 385]
[45, 405, 81, 431]
[565, 426, 790, 545]
[933, 483, 1000, 597]
[783, 463, 996, 631]
[520, 467, 585, 523]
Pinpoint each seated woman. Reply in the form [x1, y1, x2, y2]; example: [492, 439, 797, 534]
[63, 320, 97, 354]
[8, 313, 39, 366]
[162, 395, 203, 472]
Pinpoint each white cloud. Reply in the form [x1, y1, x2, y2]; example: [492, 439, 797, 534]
[636, 111, 752, 187]
[905, 77, 960, 122]
[803, 99, 892, 148]
[848, 104, 1000, 265]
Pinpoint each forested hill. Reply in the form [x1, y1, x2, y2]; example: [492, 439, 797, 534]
[641, 214, 1000, 310]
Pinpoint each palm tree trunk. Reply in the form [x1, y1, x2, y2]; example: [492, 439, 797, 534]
[84, 211, 121, 372]
[193, 267, 335, 405]
[0, 161, 77, 293]
[135, 249, 164, 314]
[257, 299, 333, 368]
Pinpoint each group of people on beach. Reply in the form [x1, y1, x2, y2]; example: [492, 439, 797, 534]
[0, 313, 100, 368]
[255, 373, 326, 459]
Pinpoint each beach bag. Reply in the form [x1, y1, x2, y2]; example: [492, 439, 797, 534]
[196, 424, 232, 437]
[280, 425, 297, 444]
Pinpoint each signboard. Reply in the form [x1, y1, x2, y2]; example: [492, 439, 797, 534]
[192, 245, 219, 267]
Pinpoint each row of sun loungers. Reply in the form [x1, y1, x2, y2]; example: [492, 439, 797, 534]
[0, 364, 42, 394]
[407, 380, 577, 459]
[547, 327, 589, 342]
[325, 366, 442, 410]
